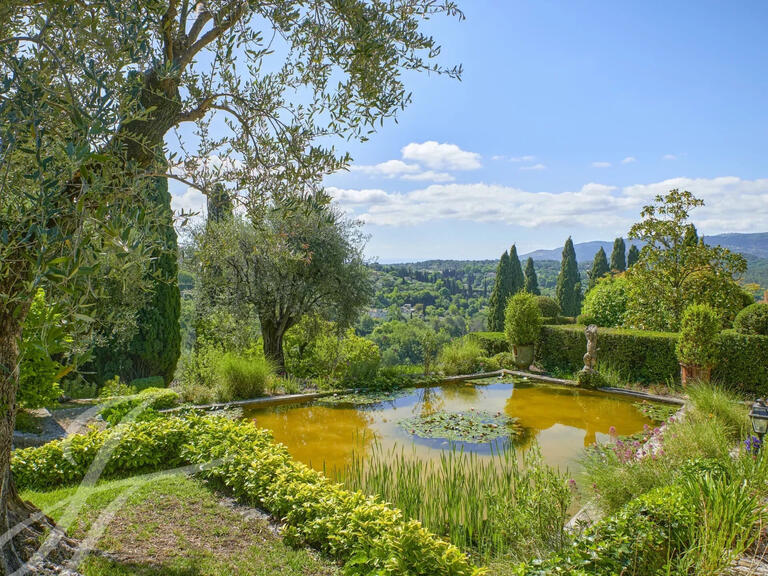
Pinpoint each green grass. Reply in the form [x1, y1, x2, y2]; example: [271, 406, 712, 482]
[22, 474, 340, 576]
[14, 409, 44, 433]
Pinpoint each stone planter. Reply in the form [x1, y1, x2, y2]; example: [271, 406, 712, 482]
[680, 363, 711, 386]
[512, 344, 535, 370]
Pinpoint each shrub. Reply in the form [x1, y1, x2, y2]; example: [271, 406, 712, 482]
[579, 275, 628, 328]
[216, 353, 274, 401]
[716, 330, 768, 396]
[477, 356, 500, 372]
[13, 415, 481, 576]
[18, 289, 71, 408]
[129, 376, 165, 392]
[504, 292, 542, 346]
[734, 302, 768, 336]
[492, 352, 516, 369]
[676, 304, 720, 368]
[336, 330, 381, 385]
[438, 339, 485, 376]
[576, 369, 606, 389]
[536, 296, 561, 318]
[98, 376, 136, 398]
[99, 387, 180, 426]
[466, 332, 508, 355]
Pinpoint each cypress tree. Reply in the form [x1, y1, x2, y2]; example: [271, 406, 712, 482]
[207, 183, 234, 225]
[523, 257, 540, 295]
[588, 247, 610, 290]
[487, 250, 513, 331]
[123, 175, 182, 383]
[627, 244, 640, 267]
[509, 244, 525, 294]
[610, 237, 626, 272]
[556, 237, 583, 316]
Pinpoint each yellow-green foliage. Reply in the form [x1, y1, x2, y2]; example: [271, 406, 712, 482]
[504, 292, 542, 346]
[438, 339, 485, 376]
[12, 415, 481, 576]
[99, 388, 179, 426]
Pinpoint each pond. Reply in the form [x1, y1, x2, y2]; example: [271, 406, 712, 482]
[243, 377, 666, 478]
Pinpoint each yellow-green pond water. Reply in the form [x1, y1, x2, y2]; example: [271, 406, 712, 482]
[243, 378, 661, 477]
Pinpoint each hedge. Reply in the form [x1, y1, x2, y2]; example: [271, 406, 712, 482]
[536, 325, 768, 396]
[12, 414, 481, 576]
[466, 332, 509, 355]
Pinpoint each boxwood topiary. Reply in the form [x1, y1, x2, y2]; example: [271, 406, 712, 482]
[676, 304, 720, 368]
[536, 295, 561, 318]
[734, 303, 768, 336]
[505, 292, 542, 346]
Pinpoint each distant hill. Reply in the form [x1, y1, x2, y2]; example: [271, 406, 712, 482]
[520, 232, 768, 262]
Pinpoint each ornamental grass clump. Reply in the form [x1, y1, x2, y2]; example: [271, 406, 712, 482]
[341, 442, 572, 562]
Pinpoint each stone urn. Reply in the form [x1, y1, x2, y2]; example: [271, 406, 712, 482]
[680, 363, 712, 386]
[512, 344, 535, 370]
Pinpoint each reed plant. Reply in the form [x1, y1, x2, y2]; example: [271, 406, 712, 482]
[340, 441, 572, 561]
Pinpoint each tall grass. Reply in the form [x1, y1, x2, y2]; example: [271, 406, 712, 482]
[672, 473, 764, 575]
[438, 339, 485, 376]
[340, 441, 572, 561]
[685, 380, 749, 440]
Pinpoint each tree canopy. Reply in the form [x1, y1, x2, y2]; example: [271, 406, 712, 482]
[626, 189, 747, 331]
[487, 250, 512, 331]
[556, 238, 582, 316]
[588, 247, 610, 291]
[524, 257, 540, 295]
[610, 237, 626, 272]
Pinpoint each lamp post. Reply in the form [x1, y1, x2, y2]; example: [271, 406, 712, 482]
[749, 399, 768, 446]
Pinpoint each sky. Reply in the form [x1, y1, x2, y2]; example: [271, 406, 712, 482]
[170, 1, 768, 263]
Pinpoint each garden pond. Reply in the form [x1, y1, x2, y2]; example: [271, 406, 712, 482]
[243, 376, 672, 477]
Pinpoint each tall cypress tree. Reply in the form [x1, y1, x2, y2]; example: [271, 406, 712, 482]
[509, 244, 525, 294]
[627, 244, 640, 267]
[125, 175, 181, 383]
[588, 247, 610, 290]
[487, 250, 513, 331]
[610, 237, 626, 272]
[556, 237, 582, 316]
[523, 257, 540, 295]
[207, 183, 234, 225]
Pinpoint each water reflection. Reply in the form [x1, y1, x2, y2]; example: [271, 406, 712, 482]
[243, 379, 659, 475]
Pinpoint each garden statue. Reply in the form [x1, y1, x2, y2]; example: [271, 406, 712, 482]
[583, 324, 598, 372]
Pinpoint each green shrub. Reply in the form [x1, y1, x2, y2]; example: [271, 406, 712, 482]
[477, 356, 500, 372]
[12, 415, 481, 576]
[676, 304, 720, 368]
[18, 289, 71, 408]
[335, 330, 381, 385]
[579, 275, 628, 328]
[515, 486, 695, 576]
[492, 352, 516, 369]
[734, 302, 768, 335]
[129, 376, 165, 392]
[715, 330, 768, 396]
[535, 296, 561, 318]
[99, 376, 137, 398]
[99, 387, 179, 426]
[439, 339, 485, 376]
[505, 292, 542, 346]
[216, 353, 273, 401]
[466, 332, 508, 355]
[541, 315, 577, 325]
[576, 369, 606, 389]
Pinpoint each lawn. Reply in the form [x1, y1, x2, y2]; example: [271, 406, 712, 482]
[22, 474, 340, 576]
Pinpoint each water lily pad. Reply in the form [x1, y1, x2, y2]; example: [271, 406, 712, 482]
[399, 410, 521, 443]
[633, 401, 679, 423]
[317, 389, 410, 407]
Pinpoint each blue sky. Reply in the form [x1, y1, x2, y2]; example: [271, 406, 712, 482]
[171, 1, 768, 262]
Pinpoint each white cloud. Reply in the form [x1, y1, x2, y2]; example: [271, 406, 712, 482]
[171, 187, 207, 215]
[621, 156, 637, 164]
[326, 186, 391, 205]
[519, 163, 547, 171]
[592, 161, 612, 168]
[401, 170, 455, 182]
[663, 154, 677, 160]
[337, 176, 768, 235]
[493, 154, 537, 163]
[349, 159, 421, 178]
[401, 141, 482, 171]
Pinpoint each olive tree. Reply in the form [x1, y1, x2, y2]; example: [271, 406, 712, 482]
[198, 203, 372, 371]
[1, 0, 462, 568]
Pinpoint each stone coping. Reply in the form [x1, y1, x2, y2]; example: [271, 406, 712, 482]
[163, 368, 684, 413]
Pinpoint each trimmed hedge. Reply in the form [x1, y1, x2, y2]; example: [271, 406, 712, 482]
[536, 325, 768, 395]
[13, 414, 481, 576]
[466, 332, 509, 355]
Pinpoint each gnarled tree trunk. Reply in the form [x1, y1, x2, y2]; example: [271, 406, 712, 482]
[261, 319, 287, 373]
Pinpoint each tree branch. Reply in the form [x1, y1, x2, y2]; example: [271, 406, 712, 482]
[161, 0, 179, 63]
[179, 1, 247, 69]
